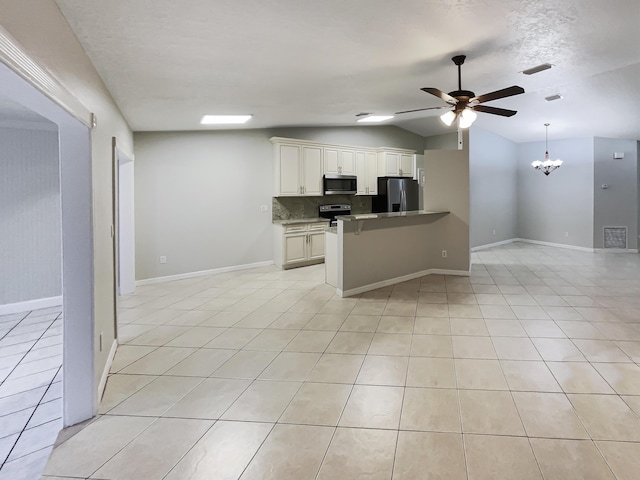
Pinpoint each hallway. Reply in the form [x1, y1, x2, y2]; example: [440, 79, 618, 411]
[42, 242, 640, 479]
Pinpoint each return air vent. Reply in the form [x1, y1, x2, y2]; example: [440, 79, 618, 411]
[604, 227, 627, 249]
[521, 63, 553, 75]
[545, 94, 563, 102]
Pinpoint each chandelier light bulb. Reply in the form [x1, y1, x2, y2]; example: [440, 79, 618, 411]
[458, 108, 477, 128]
[440, 110, 456, 126]
[532, 123, 562, 175]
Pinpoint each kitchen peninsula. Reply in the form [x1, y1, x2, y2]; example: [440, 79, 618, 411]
[325, 210, 466, 296]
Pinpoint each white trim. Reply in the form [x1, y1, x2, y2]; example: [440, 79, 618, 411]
[471, 238, 517, 251]
[0, 296, 62, 315]
[98, 339, 117, 402]
[0, 26, 92, 128]
[136, 260, 275, 286]
[595, 248, 639, 254]
[339, 268, 470, 297]
[514, 238, 595, 252]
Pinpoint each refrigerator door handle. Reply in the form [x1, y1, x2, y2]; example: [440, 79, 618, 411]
[400, 189, 406, 211]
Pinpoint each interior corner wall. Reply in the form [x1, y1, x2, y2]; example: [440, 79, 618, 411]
[469, 127, 518, 248]
[517, 138, 594, 249]
[593, 137, 639, 249]
[134, 125, 426, 281]
[423, 130, 470, 272]
[0, 127, 61, 304]
[0, 0, 134, 405]
[425, 132, 458, 150]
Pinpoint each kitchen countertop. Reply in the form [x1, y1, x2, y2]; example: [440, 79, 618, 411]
[272, 217, 330, 225]
[336, 210, 449, 221]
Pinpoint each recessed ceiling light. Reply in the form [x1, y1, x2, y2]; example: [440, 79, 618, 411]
[200, 115, 252, 125]
[544, 94, 563, 102]
[521, 63, 553, 75]
[357, 115, 394, 123]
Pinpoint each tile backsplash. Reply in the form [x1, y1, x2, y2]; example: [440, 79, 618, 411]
[272, 195, 372, 221]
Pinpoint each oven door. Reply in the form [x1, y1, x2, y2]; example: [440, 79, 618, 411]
[323, 175, 357, 195]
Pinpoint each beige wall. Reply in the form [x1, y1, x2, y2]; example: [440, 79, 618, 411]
[424, 130, 470, 271]
[0, 1, 133, 388]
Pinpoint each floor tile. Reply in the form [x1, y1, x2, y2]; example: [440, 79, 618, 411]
[572, 339, 632, 363]
[452, 336, 497, 359]
[592, 362, 640, 395]
[0, 446, 53, 480]
[203, 328, 261, 349]
[400, 387, 460, 432]
[44, 415, 155, 477]
[98, 374, 157, 413]
[546, 362, 614, 394]
[283, 330, 335, 352]
[595, 440, 640, 480]
[338, 385, 403, 429]
[221, 380, 301, 422]
[491, 337, 541, 360]
[212, 350, 278, 379]
[410, 334, 453, 357]
[529, 438, 615, 480]
[455, 359, 508, 390]
[165, 348, 236, 377]
[109, 345, 157, 373]
[531, 338, 585, 361]
[464, 434, 542, 480]
[119, 346, 197, 375]
[500, 360, 562, 392]
[325, 332, 373, 354]
[243, 329, 297, 351]
[163, 378, 251, 419]
[91, 418, 212, 480]
[317, 427, 396, 480]
[413, 317, 451, 335]
[164, 421, 272, 480]
[458, 389, 525, 436]
[280, 382, 351, 426]
[8, 419, 61, 460]
[568, 393, 640, 441]
[406, 356, 456, 388]
[512, 391, 588, 439]
[368, 333, 412, 356]
[356, 355, 408, 386]
[306, 353, 364, 384]
[392, 431, 466, 480]
[376, 316, 414, 333]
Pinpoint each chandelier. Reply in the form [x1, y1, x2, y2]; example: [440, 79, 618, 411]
[531, 123, 562, 175]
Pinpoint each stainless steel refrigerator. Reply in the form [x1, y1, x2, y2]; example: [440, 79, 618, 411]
[372, 177, 420, 213]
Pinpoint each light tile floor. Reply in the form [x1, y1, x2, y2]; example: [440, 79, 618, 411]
[0, 307, 63, 480]
[43, 242, 640, 479]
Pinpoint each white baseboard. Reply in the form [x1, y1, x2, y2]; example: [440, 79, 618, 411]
[594, 248, 639, 254]
[0, 295, 62, 315]
[471, 238, 517, 251]
[98, 339, 118, 402]
[136, 260, 274, 286]
[514, 238, 594, 252]
[338, 268, 470, 297]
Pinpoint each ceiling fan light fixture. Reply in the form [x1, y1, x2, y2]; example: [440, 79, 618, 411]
[440, 110, 457, 126]
[357, 115, 394, 123]
[458, 108, 477, 128]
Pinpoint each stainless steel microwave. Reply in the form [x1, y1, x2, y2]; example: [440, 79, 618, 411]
[323, 174, 357, 195]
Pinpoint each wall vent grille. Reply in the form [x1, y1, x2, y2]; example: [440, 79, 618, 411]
[604, 227, 627, 249]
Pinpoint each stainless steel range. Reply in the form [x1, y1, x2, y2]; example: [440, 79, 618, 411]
[319, 204, 351, 227]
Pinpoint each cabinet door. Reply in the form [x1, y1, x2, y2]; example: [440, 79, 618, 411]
[323, 147, 339, 174]
[301, 146, 323, 195]
[340, 149, 356, 174]
[355, 151, 367, 195]
[384, 152, 400, 175]
[365, 152, 378, 194]
[278, 144, 301, 195]
[284, 234, 307, 264]
[308, 231, 325, 260]
[399, 154, 414, 177]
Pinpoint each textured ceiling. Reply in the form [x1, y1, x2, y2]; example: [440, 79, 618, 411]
[56, 0, 640, 142]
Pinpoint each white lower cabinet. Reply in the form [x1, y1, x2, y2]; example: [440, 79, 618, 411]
[274, 222, 327, 269]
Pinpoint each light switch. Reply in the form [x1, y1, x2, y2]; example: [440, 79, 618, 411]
[260, 205, 269, 212]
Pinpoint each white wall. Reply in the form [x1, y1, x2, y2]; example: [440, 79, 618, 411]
[469, 128, 518, 248]
[517, 138, 594, 248]
[0, 126, 61, 304]
[0, 0, 134, 402]
[134, 125, 427, 280]
[593, 137, 639, 249]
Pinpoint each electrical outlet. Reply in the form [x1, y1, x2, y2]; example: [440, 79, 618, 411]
[442, 250, 447, 258]
[260, 205, 269, 212]
[160, 256, 167, 264]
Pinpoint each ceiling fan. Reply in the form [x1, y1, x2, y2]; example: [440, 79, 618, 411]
[396, 55, 525, 128]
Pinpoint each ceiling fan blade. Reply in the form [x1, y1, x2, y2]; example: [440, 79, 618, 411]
[395, 105, 449, 115]
[420, 88, 458, 104]
[470, 86, 525, 104]
[471, 105, 518, 117]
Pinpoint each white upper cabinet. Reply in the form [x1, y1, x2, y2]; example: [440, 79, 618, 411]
[271, 137, 415, 196]
[324, 147, 355, 175]
[355, 150, 378, 195]
[377, 150, 415, 177]
[273, 141, 322, 196]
